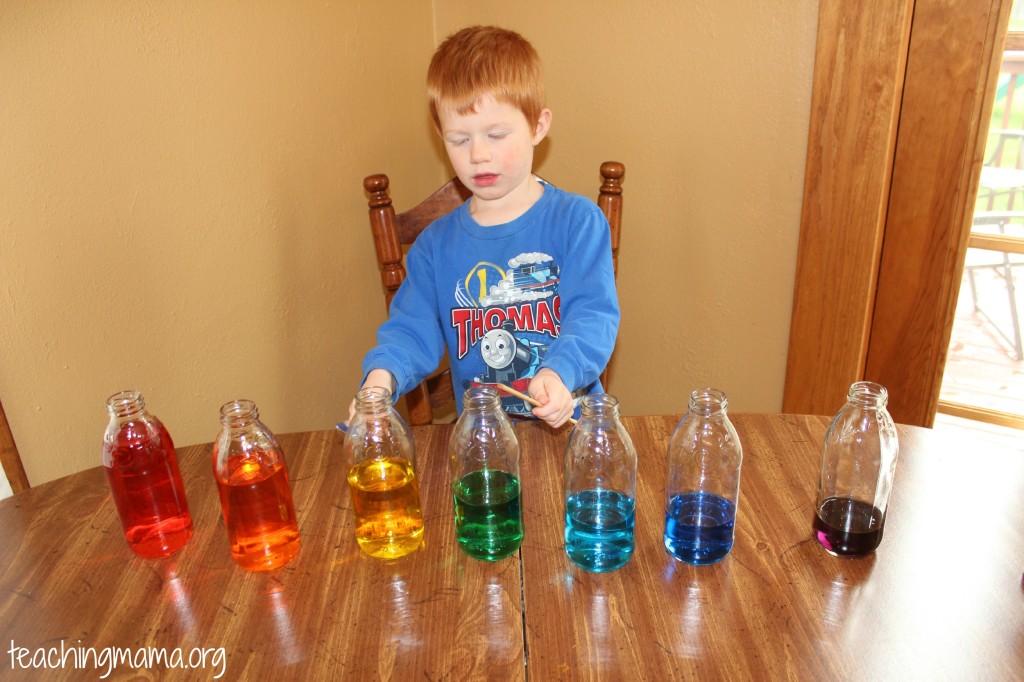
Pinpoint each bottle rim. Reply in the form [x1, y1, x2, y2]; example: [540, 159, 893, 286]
[847, 381, 889, 406]
[463, 385, 501, 410]
[219, 399, 259, 426]
[581, 392, 620, 415]
[106, 390, 145, 417]
[355, 386, 392, 402]
[688, 387, 728, 414]
[353, 386, 395, 418]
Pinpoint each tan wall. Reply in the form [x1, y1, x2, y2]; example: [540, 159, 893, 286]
[0, 1, 444, 485]
[1, 1, 818, 485]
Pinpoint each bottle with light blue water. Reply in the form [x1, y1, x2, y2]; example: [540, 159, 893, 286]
[564, 394, 637, 572]
[664, 388, 742, 565]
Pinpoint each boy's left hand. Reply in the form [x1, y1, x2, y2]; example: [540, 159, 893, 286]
[527, 368, 575, 428]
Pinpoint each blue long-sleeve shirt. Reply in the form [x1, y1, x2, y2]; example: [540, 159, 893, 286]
[362, 181, 620, 416]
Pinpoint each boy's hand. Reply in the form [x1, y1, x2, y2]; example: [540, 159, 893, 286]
[527, 368, 575, 428]
[346, 369, 396, 425]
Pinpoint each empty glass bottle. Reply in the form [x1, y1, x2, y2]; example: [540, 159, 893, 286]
[213, 400, 300, 571]
[102, 390, 193, 559]
[450, 386, 524, 561]
[564, 393, 637, 572]
[663, 388, 743, 565]
[813, 381, 899, 557]
[343, 387, 424, 559]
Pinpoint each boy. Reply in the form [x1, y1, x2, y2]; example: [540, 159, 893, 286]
[357, 25, 618, 428]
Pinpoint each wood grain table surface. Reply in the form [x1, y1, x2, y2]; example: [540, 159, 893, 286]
[1, 414, 1021, 680]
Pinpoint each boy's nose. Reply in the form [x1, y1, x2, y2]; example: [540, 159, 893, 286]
[470, 139, 490, 163]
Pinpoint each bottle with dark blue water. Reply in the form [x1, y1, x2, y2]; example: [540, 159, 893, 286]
[664, 388, 742, 565]
[564, 394, 637, 572]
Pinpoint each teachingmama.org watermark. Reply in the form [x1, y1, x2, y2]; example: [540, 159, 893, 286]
[8, 640, 227, 679]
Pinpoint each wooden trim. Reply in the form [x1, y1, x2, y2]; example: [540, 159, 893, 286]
[937, 399, 1024, 429]
[782, 0, 914, 416]
[969, 233, 1024, 254]
[1004, 32, 1024, 51]
[0, 399, 29, 493]
[865, 0, 1011, 427]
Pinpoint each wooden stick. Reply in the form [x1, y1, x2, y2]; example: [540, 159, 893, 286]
[495, 383, 577, 426]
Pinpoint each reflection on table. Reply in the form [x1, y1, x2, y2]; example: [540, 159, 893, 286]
[0, 415, 1021, 679]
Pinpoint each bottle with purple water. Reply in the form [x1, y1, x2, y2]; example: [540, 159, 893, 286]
[663, 388, 742, 565]
[813, 381, 899, 557]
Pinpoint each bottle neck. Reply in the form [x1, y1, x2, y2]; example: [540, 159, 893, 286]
[219, 399, 259, 428]
[846, 381, 888, 408]
[580, 393, 620, 420]
[354, 387, 393, 416]
[462, 386, 502, 413]
[106, 390, 146, 419]
[687, 387, 729, 417]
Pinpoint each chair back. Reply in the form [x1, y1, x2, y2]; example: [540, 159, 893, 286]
[0, 398, 28, 495]
[363, 161, 624, 424]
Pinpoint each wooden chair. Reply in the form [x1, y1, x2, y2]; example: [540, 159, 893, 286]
[0, 398, 29, 494]
[364, 161, 625, 425]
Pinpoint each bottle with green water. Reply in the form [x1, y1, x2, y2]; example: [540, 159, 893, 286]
[450, 386, 523, 561]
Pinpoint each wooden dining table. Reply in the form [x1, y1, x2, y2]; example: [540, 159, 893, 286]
[1, 414, 1022, 680]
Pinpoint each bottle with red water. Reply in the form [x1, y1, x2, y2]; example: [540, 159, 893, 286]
[102, 390, 193, 558]
[213, 399, 300, 572]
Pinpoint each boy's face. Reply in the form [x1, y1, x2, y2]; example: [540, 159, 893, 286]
[438, 95, 551, 220]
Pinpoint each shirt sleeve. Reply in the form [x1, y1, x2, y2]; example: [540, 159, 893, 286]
[361, 234, 447, 398]
[538, 202, 620, 391]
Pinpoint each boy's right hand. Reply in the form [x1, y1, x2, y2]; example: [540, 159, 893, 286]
[527, 368, 575, 428]
[346, 369, 396, 426]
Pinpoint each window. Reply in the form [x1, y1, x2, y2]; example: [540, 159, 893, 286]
[937, 10, 1024, 431]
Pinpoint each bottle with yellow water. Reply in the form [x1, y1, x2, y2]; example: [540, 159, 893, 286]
[343, 387, 424, 558]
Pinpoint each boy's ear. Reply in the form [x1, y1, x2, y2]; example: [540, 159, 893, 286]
[532, 108, 553, 145]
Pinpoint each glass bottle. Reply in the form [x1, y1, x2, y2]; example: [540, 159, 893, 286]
[449, 386, 524, 561]
[813, 381, 899, 557]
[102, 390, 193, 559]
[663, 388, 743, 565]
[213, 399, 300, 571]
[343, 387, 424, 559]
[563, 393, 637, 572]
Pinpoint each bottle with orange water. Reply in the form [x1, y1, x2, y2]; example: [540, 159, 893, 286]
[212, 399, 300, 571]
[343, 387, 424, 559]
[102, 390, 193, 559]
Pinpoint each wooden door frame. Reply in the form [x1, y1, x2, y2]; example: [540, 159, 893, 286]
[783, 0, 1011, 426]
